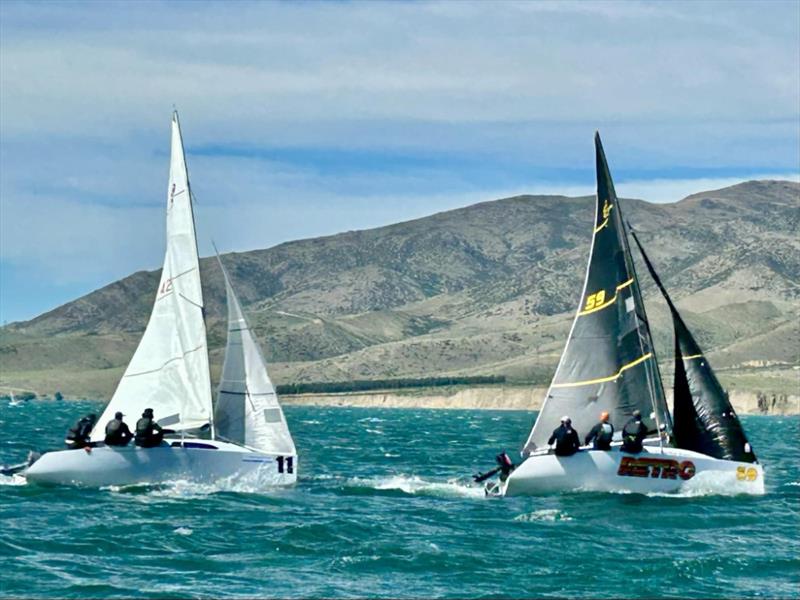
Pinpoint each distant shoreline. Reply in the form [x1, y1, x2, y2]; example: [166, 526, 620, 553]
[280, 385, 800, 416]
[2, 384, 798, 415]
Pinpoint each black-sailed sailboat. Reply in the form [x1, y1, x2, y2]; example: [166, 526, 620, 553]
[490, 133, 763, 496]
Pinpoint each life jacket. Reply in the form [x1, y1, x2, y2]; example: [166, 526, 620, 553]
[66, 416, 94, 446]
[595, 422, 613, 449]
[554, 426, 578, 456]
[136, 417, 154, 438]
[106, 419, 121, 437]
[66, 421, 82, 442]
[623, 419, 643, 440]
[622, 419, 645, 452]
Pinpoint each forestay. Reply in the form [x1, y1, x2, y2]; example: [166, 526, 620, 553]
[522, 133, 671, 454]
[214, 255, 296, 455]
[92, 113, 213, 437]
[630, 232, 757, 463]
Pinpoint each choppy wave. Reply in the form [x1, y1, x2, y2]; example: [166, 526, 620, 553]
[1, 404, 797, 599]
[173, 527, 193, 536]
[514, 509, 573, 522]
[345, 474, 485, 498]
[0, 473, 26, 486]
[99, 472, 296, 499]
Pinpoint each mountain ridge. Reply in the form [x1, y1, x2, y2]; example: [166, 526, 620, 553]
[1, 179, 798, 399]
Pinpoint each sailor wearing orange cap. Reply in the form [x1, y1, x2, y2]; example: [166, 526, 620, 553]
[584, 411, 615, 450]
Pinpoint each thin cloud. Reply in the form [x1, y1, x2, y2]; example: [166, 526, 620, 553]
[0, 0, 798, 323]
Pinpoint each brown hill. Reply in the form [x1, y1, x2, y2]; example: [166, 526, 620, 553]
[1, 180, 798, 399]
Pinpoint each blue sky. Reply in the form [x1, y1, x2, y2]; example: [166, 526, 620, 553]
[1, 0, 798, 324]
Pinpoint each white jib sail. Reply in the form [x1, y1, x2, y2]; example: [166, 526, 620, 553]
[93, 113, 213, 438]
[215, 255, 296, 455]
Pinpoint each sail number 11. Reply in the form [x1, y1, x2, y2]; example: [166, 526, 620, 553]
[276, 456, 294, 474]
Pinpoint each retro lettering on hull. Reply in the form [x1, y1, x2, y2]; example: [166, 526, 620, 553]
[617, 456, 696, 480]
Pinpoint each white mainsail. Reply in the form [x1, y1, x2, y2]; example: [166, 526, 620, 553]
[93, 113, 213, 437]
[215, 255, 296, 455]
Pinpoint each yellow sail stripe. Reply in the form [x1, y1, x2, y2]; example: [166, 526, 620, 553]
[578, 278, 635, 316]
[594, 217, 609, 233]
[682, 353, 703, 360]
[551, 352, 653, 389]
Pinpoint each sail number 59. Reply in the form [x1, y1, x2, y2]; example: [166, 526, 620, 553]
[585, 290, 606, 311]
[736, 466, 757, 482]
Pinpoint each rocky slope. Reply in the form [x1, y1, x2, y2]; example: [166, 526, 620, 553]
[1, 180, 797, 400]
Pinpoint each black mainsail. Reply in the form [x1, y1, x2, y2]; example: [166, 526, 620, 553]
[523, 134, 671, 454]
[630, 231, 757, 463]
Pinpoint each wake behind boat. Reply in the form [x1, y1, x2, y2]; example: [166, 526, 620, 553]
[24, 113, 297, 488]
[485, 133, 763, 497]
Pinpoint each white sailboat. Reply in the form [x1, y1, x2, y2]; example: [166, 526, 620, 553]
[488, 133, 764, 497]
[25, 113, 297, 488]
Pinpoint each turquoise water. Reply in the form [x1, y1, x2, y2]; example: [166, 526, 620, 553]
[1, 400, 798, 598]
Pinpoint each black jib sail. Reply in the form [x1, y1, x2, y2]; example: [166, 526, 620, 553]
[630, 231, 757, 463]
[523, 134, 671, 454]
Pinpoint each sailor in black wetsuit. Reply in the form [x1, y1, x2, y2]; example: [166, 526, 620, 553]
[548, 416, 580, 456]
[134, 408, 164, 448]
[473, 452, 516, 484]
[621, 410, 647, 453]
[585, 411, 614, 450]
[65, 413, 97, 450]
[105, 411, 133, 446]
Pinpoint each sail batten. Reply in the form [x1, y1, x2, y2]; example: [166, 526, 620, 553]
[92, 113, 213, 438]
[215, 253, 296, 455]
[522, 134, 670, 454]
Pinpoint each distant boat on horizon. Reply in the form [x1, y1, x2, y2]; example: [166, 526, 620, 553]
[485, 133, 763, 497]
[24, 112, 297, 488]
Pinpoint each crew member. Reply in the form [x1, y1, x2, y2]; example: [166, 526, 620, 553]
[65, 413, 97, 450]
[548, 416, 580, 456]
[105, 411, 133, 446]
[135, 408, 164, 448]
[585, 411, 614, 450]
[621, 409, 647, 454]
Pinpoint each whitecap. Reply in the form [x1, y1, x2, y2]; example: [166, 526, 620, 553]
[0, 474, 26, 486]
[514, 509, 572, 522]
[346, 474, 485, 499]
[105, 470, 296, 499]
[174, 527, 193, 536]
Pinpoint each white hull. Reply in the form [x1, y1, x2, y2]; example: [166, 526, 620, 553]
[497, 444, 764, 496]
[24, 439, 297, 488]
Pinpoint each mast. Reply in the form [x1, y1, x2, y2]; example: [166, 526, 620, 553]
[522, 133, 670, 455]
